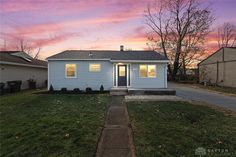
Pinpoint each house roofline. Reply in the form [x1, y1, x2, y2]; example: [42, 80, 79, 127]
[198, 47, 236, 66]
[110, 60, 169, 63]
[198, 47, 224, 66]
[47, 58, 169, 63]
[0, 61, 47, 69]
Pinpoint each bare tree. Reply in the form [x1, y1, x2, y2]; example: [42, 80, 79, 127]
[217, 22, 236, 48]
[145, 0, 214, 80]
[16, 37, 41, 59]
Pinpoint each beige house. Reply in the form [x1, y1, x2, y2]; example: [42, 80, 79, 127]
[0, 51, 47, 89]
[198, 47, 236, 87]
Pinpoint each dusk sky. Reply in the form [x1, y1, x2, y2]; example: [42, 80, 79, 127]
[0, 0, 235, 59]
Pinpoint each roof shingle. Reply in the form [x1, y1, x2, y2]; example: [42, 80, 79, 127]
[0, 51, 47, 68]
[47, 50, 168, 61]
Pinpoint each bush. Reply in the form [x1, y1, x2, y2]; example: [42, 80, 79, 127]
[73, 88, 80, 93]
[49, 85, 54, 92]
[100, 85, 104, 93]
[61, 88, 67, 93]
[85, 87, 92, 93]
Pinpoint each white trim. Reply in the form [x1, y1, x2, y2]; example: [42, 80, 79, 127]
[47, 58, 169, 63]
[165, 64, 168, 88]
[48, 62, 50, 90]
[129, 63, 132, 87]
[115, 63, 130, 87]
[112, 64, 115, 86]
[0, 61, 47, 69]
[110, 60, 169, 63]
[65, 63, 77, 78]
[126, 64, 129, 86]
[116, 64, 118, 87]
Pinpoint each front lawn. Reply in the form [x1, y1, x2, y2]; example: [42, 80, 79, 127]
[127, 101, 236, 157]
[0, 91, 110, 157]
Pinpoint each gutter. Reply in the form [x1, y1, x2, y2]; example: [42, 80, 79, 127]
[47, 58, 169, 63]
[0, 61, 47, 69]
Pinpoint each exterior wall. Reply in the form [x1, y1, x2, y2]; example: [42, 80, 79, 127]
[0, 64, 47, 89]
[130, 63, 167, 88]
[199, 48, 236, 87]
[49, 60, 168, 90]
[48, 60, 113, 90]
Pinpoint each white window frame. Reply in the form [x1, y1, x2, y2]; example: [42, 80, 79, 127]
[89, 63, 101, 72]
[139, 64, 156, 78]
[65, 64, 77, 78]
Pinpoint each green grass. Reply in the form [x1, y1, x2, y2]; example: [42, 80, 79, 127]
[0, 91, 110, 157]
[127, 101, 236, 157]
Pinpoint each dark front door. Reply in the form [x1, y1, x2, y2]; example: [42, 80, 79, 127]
[118, 65, 127, 86]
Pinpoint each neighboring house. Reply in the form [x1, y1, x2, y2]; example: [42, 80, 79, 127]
[47, 48, 169, 91]
[198, 47, 236, 87]
[0, 51, 48, 89]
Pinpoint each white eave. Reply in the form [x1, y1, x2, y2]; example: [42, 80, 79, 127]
[110, 60, 169, 63]
[47, 58, 169, 63]
[0, 61, 47, 69]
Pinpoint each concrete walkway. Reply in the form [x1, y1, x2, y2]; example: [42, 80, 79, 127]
[96, 96, 134, 157]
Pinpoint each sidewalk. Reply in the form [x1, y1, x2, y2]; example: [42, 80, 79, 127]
[96, 96, 135, 157]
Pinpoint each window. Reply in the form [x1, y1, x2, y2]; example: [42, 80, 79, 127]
[119, 66, 126, 76]
[139, 65, 156, 78]
[89, 64, 101, 72]
[66, 64, 76, 78]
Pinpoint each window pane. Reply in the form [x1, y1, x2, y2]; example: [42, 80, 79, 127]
[66, 64, 76, 77]
[89, 64, 101, 72]
[148, 65, 156, 77]
[139, 65, 147, 77]
[119, 66, 126, 76]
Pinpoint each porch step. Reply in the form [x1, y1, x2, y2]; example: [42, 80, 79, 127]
[128, 88, 176, 95]
[110, 88, 128, 96]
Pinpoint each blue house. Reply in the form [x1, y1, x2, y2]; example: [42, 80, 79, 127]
[47, 47, 169, 91]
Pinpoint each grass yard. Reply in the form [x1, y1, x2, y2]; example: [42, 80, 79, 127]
[127, 101, 236, 157]
[0, 91, 110, 157]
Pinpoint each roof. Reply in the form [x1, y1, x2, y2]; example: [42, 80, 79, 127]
[198, 47, 236, 65]
[0, 51, 47, 68]
[47, 50, 168, 61]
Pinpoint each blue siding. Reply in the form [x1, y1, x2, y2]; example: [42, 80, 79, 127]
[130, 63, 167, 88]
[48, 60, 113, 90]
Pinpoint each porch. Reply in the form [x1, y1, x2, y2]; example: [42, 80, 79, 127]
[110, 87, 176, 96]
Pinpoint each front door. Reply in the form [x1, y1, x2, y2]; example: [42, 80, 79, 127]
[118, 65, 127, 86]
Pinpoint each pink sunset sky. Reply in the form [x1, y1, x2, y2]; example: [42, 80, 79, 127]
[0, 0, 235, 59]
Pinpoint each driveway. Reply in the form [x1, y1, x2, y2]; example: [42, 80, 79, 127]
[168, 82, 236, 112]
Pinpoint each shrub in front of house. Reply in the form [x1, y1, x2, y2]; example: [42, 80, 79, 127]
[61, 88, 67, 93]
[73, 88, 80, 93]
[85, 87, 92, 93]
[49, 85, 54, 92]
[100, 85, 104, 93]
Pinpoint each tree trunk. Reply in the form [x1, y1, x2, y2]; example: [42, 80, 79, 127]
[172, 42, 182, 80]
